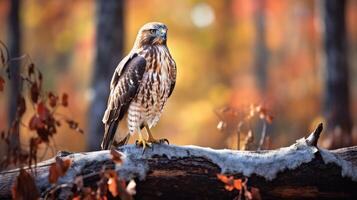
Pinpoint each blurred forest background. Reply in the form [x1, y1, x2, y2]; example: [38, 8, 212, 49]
[0, 0, 356, 159]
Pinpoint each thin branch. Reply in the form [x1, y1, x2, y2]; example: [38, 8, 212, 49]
[257, 121, 267, 150]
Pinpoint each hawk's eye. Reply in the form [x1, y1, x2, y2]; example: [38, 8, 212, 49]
[149, 29, 156, 34]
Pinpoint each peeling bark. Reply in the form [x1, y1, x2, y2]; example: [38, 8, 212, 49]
[1, 125, 357, 200]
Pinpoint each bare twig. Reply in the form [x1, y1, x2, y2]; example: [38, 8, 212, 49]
[257, 121, 267, 150]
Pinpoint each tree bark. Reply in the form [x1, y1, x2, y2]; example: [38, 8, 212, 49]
[254, 0, 268, 94]
[213, 0, 233, 86]
[87, 0, 125, 150]
[323, 0, 352, 148]
[7, 0, 21, 124]
[1, 124, 357, 199]
[7, 0, 22, 149]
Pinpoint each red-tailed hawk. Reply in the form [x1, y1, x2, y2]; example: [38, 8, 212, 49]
[101, 22, 176, 150]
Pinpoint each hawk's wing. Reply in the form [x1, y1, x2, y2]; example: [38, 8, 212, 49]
[101, 53, 146, 150]
[168, 60, 177, 98]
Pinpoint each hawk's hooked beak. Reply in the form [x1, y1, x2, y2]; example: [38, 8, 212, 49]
[158, 28, 167, 40]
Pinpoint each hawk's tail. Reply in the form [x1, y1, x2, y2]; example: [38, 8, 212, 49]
[112, 133, 130, 147]
[101, 121, 119, 150]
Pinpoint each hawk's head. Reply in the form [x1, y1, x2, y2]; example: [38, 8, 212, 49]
[134, 22, 168, 48]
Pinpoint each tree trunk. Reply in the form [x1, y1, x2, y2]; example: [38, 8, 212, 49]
[213, 0, 233, 86]
[323, 0, 352, 149]
[87, 0, 125, 150]
[1, 124, 357, 200]
[254, 0, 268, 94]
[7, 0, 22, 146]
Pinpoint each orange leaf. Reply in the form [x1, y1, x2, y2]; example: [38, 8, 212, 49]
[217, 174, 243, 191]
[59, 158, 71, 175]
[217, 173, 231, 183]
[105, 170, 130, 198]
[107, 173, 119, 197]
[233, 179, 242, 190]
[12, 169, 39, 200]
[48, 157, 72, 183]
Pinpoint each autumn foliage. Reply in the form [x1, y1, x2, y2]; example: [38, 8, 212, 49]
[0, 41, 91, 199]
[216, 104, 273, 150]
[217, 174, 261, 200]
[0, 41, 83, 170]
[43, 149, 135, 200]
[0, 39, 138, 200]
[48, 157, 72, 184]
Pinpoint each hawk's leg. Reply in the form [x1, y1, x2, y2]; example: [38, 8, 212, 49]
[135, 128, 152, 149]
[145, 123, 169, 144]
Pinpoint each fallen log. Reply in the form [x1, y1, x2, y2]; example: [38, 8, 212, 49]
[1, 124, 357, 200]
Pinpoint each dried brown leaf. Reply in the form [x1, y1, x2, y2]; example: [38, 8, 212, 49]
[28, 63, 35, 76]
[66, 120, 78, 129]
[36, 128, 50, 143]
[37, 102, 50, 121]
[48, 157, 72, 183]
[48, 92, 58, 108]
[55, 120, 61, 126]
[17, 96, 26, 118]
[110, 149, 124, 164]
[12, 168, 39, 200]
[66, 119, 83, 134]
[48, 163, 60, 184]
[29, 115, 44, 130]
[30, 83, 40, 103]
[38, 71, 43, 88]
[62, 93, 68, 107]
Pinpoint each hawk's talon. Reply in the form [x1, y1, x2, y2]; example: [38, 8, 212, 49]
[135, 139, 152, 150]
[160, 138, 169, 144]
[147, 138, 170, 145]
